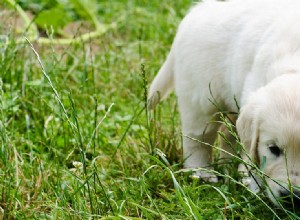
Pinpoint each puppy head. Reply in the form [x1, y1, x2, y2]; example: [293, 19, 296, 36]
[237, 74, 300, 208]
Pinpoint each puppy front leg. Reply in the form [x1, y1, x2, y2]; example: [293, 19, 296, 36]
[179, 101, 219, 182]
[238, 154, 260, 193]
[183, 132, 218, 182]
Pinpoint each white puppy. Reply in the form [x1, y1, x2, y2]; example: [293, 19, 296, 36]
[148, 0, 300, 208]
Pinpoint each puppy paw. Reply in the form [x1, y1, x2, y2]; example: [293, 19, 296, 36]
[239, 171, 250, 185]
[242, 176, 251, 187]
[239, 171, 260, 193]
[190, 171, 218, 183]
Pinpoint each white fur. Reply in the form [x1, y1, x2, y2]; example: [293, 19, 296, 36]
[148, 0, 300, 206]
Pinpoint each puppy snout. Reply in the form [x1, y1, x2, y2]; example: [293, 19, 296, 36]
[280, 190, 300, 211]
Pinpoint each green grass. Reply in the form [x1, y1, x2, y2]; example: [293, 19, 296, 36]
[0, 0, 299, 219]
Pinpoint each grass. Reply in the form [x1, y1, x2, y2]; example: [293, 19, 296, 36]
[0, 0, 299, 219]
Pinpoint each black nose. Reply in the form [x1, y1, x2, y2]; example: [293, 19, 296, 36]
[280, 190, 300, 211]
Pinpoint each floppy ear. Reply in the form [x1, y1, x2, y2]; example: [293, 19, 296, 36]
[236, 102, 260, 164]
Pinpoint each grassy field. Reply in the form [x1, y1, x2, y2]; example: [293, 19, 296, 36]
[0, 0, 299, 219]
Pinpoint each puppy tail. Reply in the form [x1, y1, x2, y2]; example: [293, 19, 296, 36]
[148, 50, 174, 110]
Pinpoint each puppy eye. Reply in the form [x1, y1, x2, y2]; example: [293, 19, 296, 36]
[268, 145, 281, 157]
